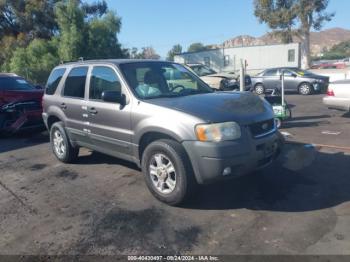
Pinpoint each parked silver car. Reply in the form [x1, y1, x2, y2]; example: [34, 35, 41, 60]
[323, 80, 350, 112]
[42, 60, 283, 205]
[251, 67, 329, 95]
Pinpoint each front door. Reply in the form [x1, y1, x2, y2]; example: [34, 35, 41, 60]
[86, 65, 132, 159]
[60, 66, 90, 144]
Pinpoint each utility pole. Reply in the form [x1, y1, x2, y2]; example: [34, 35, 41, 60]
[281, 69, 285, 107]
[239, 59, 245, 92]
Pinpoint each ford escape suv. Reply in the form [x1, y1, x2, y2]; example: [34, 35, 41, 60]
[42, 60, 283, 205]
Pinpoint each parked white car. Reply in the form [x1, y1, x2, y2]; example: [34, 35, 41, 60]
[323, 80, 350, 112]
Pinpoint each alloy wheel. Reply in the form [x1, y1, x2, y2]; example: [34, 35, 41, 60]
[53, 129, 66, 158]
[149, 153, 176, 194]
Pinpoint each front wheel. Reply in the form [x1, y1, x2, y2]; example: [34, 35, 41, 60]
[254, 84, 265, 95]
[141, 139, 195, 206]
[298, 83, 313, 95]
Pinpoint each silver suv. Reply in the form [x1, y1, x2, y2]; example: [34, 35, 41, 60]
[42, 60, 283, 205]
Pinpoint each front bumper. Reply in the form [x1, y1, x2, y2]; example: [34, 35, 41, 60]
[313, 82, 328, 93]
[0, 109, 43, 133]
[182, 130, 283, 184]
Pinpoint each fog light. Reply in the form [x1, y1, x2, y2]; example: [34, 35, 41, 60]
[222, 167, 232, 176]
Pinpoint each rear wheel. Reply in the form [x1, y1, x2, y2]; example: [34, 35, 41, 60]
[298, 82, 313, 95]
[50, 121, 79, 163]
[254, 84, 265, 95]
[141, 139, 195, 206]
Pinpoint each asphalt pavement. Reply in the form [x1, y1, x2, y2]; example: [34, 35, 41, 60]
[0, 94, 349, 256]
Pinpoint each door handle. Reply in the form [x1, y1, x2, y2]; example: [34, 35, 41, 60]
[88, 107, 98, 114]
[60, 103, 67, 109]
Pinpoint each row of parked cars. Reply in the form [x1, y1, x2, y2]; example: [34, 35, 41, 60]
[0, 60, 348, 205]
[187, 64, 330, 95]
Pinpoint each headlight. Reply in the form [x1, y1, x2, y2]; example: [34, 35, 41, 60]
[195, 122, 241, 142]
[315, 79, 324, 83]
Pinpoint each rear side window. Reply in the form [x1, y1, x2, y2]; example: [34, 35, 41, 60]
[63, 67, 88, 98]
[45, 68, 66, 95]
[89, 66, 121, 100]
[263, 69, 278, 76]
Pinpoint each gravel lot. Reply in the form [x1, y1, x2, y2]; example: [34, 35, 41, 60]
[0, 94, 350, 256]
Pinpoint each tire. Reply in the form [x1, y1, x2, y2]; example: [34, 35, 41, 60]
[298, 82, 313, 95]
[141, 139, 196, 206]
[254, 84, 265, 95]
[50, 121, 79, 163]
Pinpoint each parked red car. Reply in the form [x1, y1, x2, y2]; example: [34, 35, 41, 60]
[0, 73, 44, 134]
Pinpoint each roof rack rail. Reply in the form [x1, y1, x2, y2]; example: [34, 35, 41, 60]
[60, 57, 84, 65]
[0, 73, 19, 77]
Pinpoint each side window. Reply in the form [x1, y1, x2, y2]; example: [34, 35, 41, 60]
[45, 68, 66, 95]
[288, 49, 295, 62]
[89, 66, 121, 101]
[263, 69, 278, 76]
[204, 57, 210, 67]
[283, 70, 294, 76]
[224, 55, 230, 66]
[63, 67, 88, 98]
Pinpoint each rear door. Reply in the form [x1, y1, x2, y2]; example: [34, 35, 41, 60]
[86, 65, 132, 159]
[60, 66, 90, 144]
[262, 69, 280, 90]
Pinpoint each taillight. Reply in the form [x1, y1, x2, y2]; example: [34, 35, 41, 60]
[327, 88, 334, 96]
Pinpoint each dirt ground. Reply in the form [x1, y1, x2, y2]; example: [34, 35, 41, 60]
[0, 94, 350, 256]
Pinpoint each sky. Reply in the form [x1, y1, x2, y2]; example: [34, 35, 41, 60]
[103, 0, 350, 58]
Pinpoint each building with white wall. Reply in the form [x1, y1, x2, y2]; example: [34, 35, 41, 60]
[174, 43, 301, 75]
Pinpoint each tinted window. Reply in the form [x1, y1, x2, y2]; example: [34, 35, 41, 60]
[89, 66, 121, 100]
[0, 77, 35, 91]
[45, 68, 66, 95]
[263, 69, 278, 76]
[63, 67, 88, 98]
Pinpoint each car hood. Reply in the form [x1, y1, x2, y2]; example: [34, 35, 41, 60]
[205, 72, 236, 79]
[303, 74, 329, 82]
[145, 92, 273, 125]
[0, 89, 44, 107]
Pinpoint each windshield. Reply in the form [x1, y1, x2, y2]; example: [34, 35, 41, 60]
[189, 65, 217, 76]
[0, 77, 35, 91]
[119, 62, 213, 99]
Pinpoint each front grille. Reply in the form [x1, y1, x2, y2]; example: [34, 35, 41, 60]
[249, 119, 275, 138]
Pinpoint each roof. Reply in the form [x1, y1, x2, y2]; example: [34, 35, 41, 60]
[0, 73, 19, 78]
[59, 59, 170, 66]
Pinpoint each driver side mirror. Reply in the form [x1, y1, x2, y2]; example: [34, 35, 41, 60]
[102, 90, 126, 106]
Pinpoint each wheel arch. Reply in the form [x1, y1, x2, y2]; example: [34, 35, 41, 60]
[138, 131, 181, 161]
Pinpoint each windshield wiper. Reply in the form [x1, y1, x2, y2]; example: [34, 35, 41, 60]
[143, 93, 182, 99]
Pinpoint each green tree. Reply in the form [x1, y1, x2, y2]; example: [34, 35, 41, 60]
[254, 0, 334, 68]
[320, 40, 350, 60]
[86, 11, 124, 59]
[9, 38, 59, 84]
[166, 44, 182, 61]
[0, 0, 58, 40]
[187, 42, 208, 53]
[55, 0, 85, 62]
